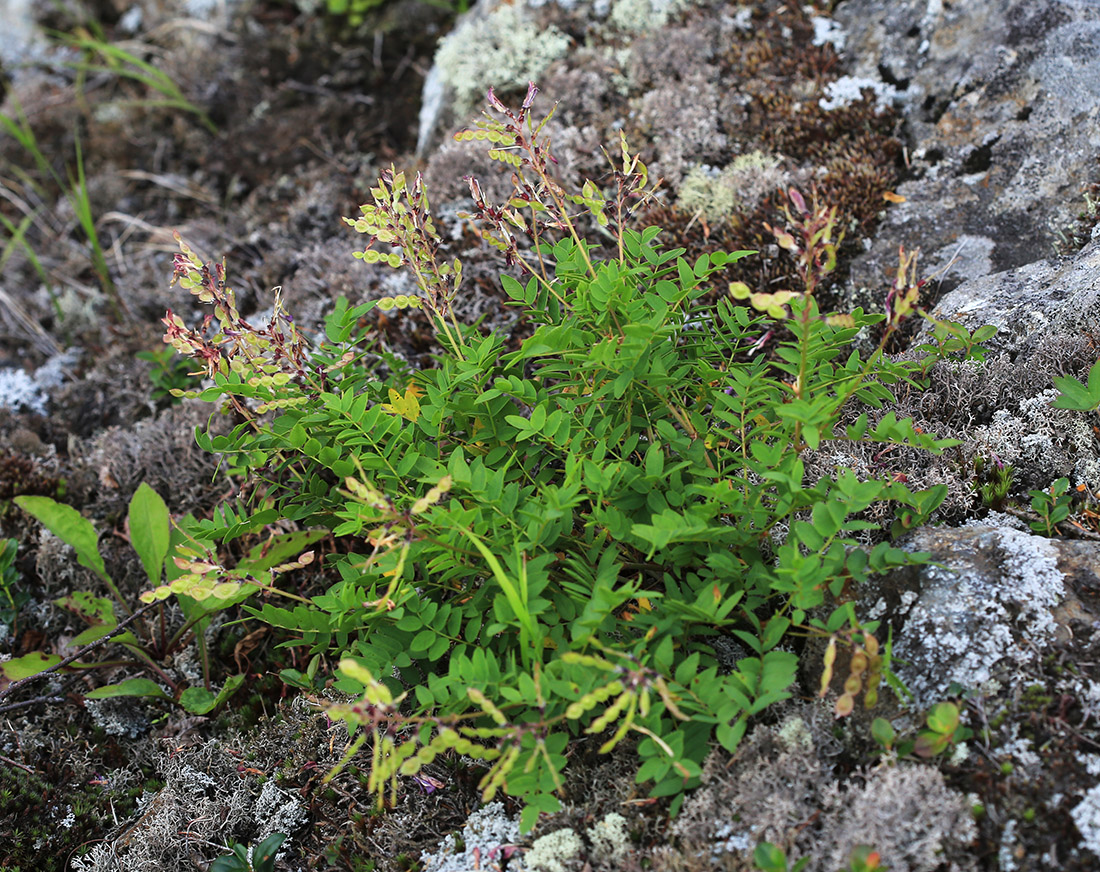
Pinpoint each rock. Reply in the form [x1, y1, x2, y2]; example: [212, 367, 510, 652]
[923, 237, 1100, 355]
[853, 519, 1100, 709]
[833, 0, 1100, 296]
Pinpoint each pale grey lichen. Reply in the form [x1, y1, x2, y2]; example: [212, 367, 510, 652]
[253, 778, 307, 843]
[676, 153, 785, 221]
[0, 368, 47, 414]
[999, 818, 1021, 871]
[433, 2, 571, 121]
[1074, 784, 1100, 858]
[523, 827, 583, 872]
[608, 0, 697, 33]
[776, 716, 814, 753]
[819, 75, 899, 112]
[892, 526, 1065, 708]
[421, 801, 523, 872]
[586, 812, 631, 866]
[811, 15, 846, 50]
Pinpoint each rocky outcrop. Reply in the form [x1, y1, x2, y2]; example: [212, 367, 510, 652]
[834, 0, 1100, 295]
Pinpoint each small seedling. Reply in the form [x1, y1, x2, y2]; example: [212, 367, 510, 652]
[846, 845, 888, 872]
[1028, 477, 1073, 536]
[913, 701, 971, 758]
[211, 833, 287, 872]
[754, 841, 809, 872]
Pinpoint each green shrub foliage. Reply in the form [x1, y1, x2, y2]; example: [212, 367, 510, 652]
[160, 84, 958, 829]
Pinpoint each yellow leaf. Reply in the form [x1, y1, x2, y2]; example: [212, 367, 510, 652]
[380, 385, 421, 422]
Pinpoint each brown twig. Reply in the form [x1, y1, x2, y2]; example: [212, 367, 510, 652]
[0, 753, 33, 772]
[0, 600, 157, 705]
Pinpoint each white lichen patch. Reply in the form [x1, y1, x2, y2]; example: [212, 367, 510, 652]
[1073, 785, 1100, 858]
[421, 802, 522, 872]
[254, 779, 307, 843]
[968, 388, 1100, 492]
[776, 716, 814, 753]
[609, 0, 697, 33]
[433, 2, 571, 120]
[892, 526, 1066, 707]
[587, 812, 631, 865]
[810, 14, 846, 50]
[523, 827, 583, 872]
[0, 368, 47, 414]
[818, 75, 899, 112]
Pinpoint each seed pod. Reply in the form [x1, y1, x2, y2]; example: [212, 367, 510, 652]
[835, 693, 855, 717]
[850, 651, 869, 676]
[844, 674, 863, 696]
[820, 643, 836, 698]
[864, 688, 879, 708]
[864, 634, 880, 657]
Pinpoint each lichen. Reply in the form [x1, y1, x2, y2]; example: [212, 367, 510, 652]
[608, 0, 697, 33]
[433, 2, 571, 121]
[676, 153, 785, 222]
[1075, 784, 1100, 858]
[421, 801, 523, 872]
[523, 826, 583, 872]
[587, 812, 632, 866]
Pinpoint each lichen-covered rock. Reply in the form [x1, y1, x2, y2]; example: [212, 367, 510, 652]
[834, 0, 1100, 296]
[852, 521, 1100, 708]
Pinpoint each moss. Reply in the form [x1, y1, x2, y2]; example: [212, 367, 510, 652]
[631, 0, 902, 304]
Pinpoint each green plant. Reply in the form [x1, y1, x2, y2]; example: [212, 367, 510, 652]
[137, 344, 202, 404]
[973, 455, 1014, 509]
[845, 845, 888, 872]
[0, 538, 28, 631]
[1028, 477, 1073, 536]
[0, 485, 320, 714]
[912, 701, 971, 759]
[210, 833, 287, 872]
[754, 841, 809, 872]
[0, 96, 121, 317]
[53, 26, 216, 133]
[1052, 358, 1100, 412]
[871, 700, 971, 760]
[157, 85, 969, 829]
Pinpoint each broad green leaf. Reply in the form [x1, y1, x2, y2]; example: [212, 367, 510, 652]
[753, 842, 789, 872]
[85, 677, 172, 702]
[54, 591, 115, 625]
[179, 673, 245, 714]
[14, 496, 110, 586]
[926, 701, 959, 734]
[1051, 360, 1100, 411]
[0, 651, 63, 690]
[129, 482, 170, 586]
[70, 623, 139, 648]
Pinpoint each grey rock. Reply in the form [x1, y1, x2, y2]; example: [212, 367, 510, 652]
[854, 521, 1100, 708]
[922, 236, 1100, 354]
[833, 0, 1100, 296]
